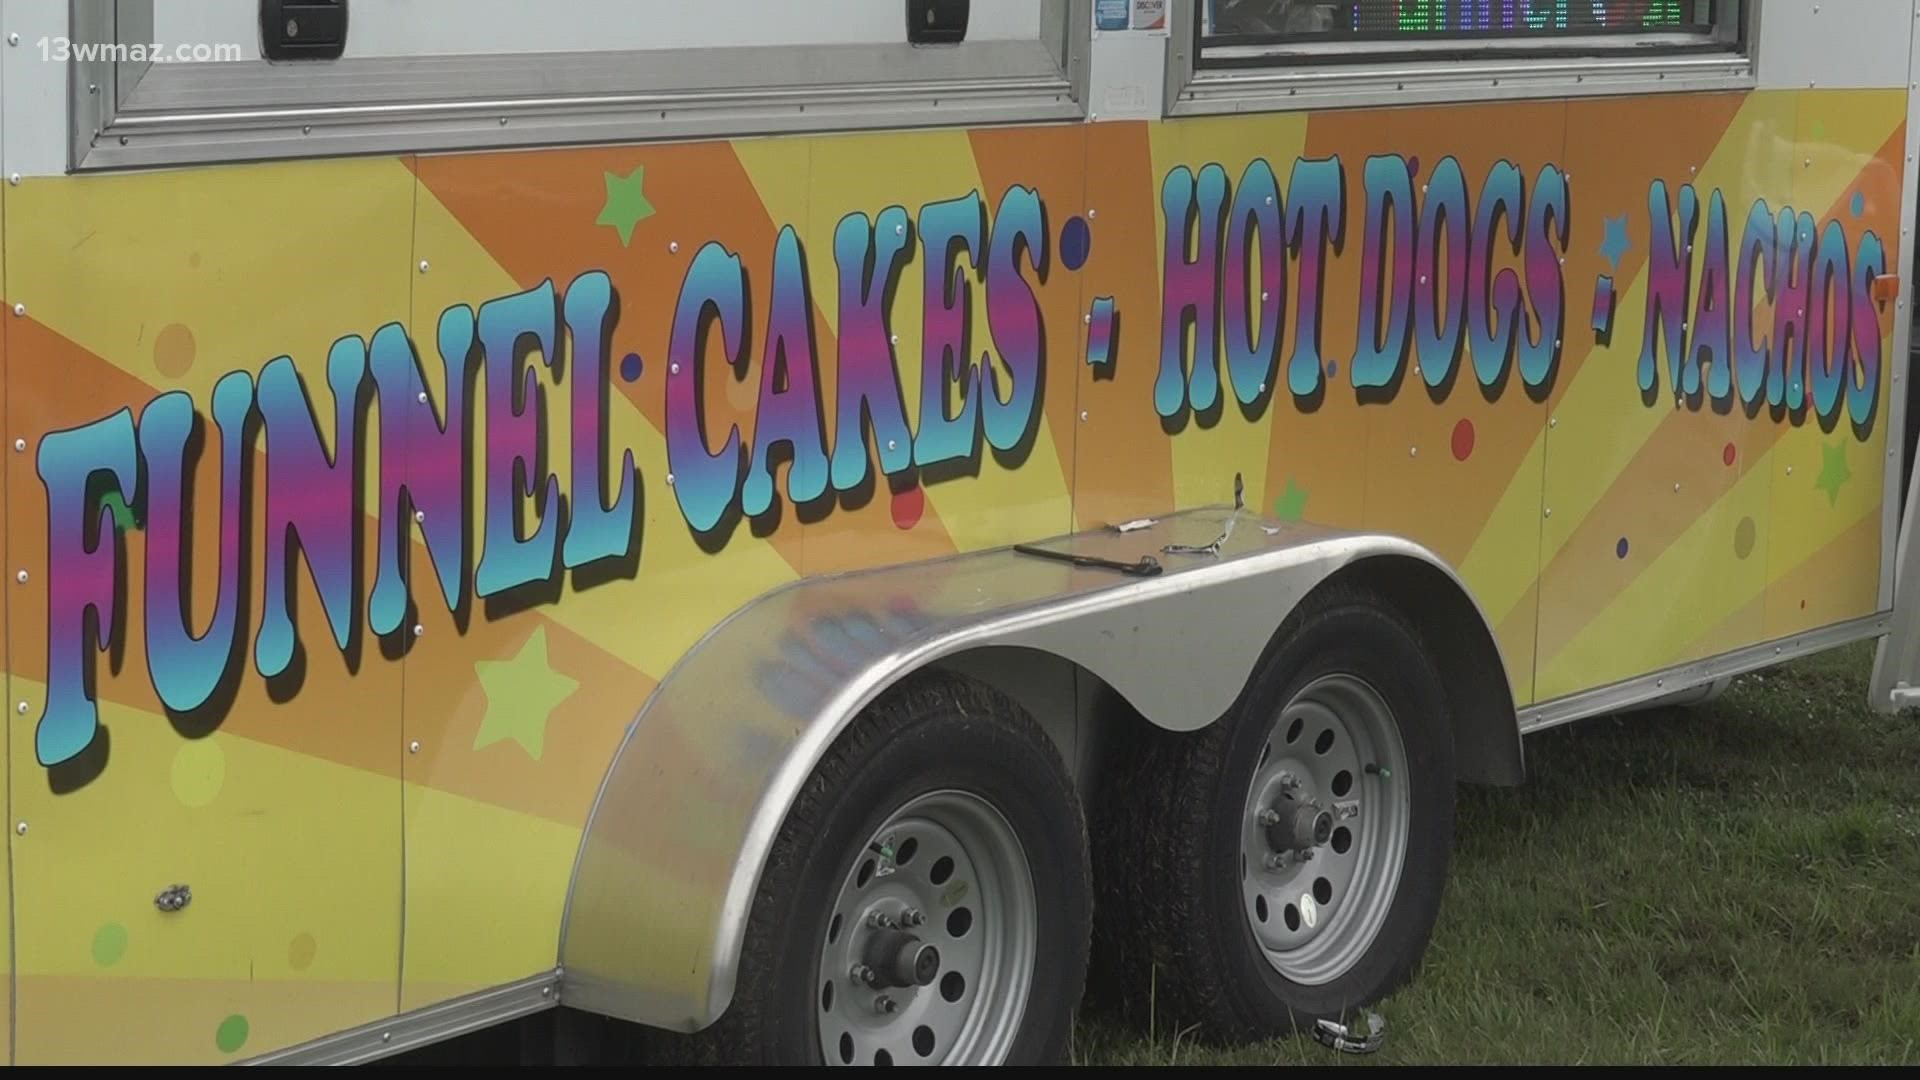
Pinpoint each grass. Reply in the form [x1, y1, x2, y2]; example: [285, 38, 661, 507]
[1073, 641, 1920, 1065]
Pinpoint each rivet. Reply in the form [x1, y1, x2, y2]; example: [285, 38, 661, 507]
[413, 510, 426, 523]
[11, 303, 23, 317]
[1544, 508, 1553, 519]
[1804, 158, 1812, 168]
[1265, 195, 1273, 206]
[5, 173, 17, 186]
[1419, 275, 1427, 285]
[1657, 678, 1665, 687]
[1554, 338, 1562, 348]
[1673, 482, 1681, 493]
[302, 125, 311, 135]
[541, 987, 553, 999]
[1261, 291, 1269, 302]
[1689, 165, 1697, 175]
[14, 702, 26, 714]
[1084, 313, 1091, 325]
[1559, 256, 1565, 266]
[1549, 417, 1558, 428]
[670, 363, 681, 375]
[1079, 410, 1089, 422]
[412, 625, 424, 638]
[6, 34, 17, 46]
[88, 83, 96, 95]
[499, 117, 509, 126]
[1786, 466, 1794, 476]
[1421, 184, 1428, 194]
[416, 391, 428, 404]
[886, 440, 897, 452]
[669, 241, 680, 253]
[118, 135, 128, 147]
[418, 260, 430, 273]
[13, 822, 23, 836]
[381, 1032, 392, 1043]
[13, 438, 24, 451]
[1259, 383, 1267, 394]
[895, 224, 905, 236]
[890, 334, 899, 345]
[1088, 209, 1098, 219]
[1409, 446, 1418, 458]
[408, 741, 421, 754]
[14, 570, 25, 584]
[666, 472, 676, 486]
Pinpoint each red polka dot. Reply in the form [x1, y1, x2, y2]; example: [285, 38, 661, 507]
[1722, 442, 1736, 467]
[890, 485, 925, 531]
[1450, 419, 1476, 461]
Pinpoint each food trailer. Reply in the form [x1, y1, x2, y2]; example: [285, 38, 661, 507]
[1, 0, 1917, 1065]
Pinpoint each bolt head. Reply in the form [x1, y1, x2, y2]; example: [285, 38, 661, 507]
[875, 995, 898, 1015]
[904, 909, 925, 927]
[1257, 808, 1281, 826]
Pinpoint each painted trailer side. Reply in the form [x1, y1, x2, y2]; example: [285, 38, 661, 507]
[0, 0, 1914, 1066]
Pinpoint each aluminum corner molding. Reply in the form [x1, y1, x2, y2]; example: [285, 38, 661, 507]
[556, 508, 1493, 1033]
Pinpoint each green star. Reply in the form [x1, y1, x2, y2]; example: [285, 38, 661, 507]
[472, 626, 579, 761]
[1814, 440, 1851, 507]
[1273, 477, 1309, 522]
[595, 166, 655, 247]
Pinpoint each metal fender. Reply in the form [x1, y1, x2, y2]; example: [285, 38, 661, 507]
[557, 507, 1514, 1033]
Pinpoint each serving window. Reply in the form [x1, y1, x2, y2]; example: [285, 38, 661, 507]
[1171, 0, 1751, 113]
[69, 0, 1089, 171]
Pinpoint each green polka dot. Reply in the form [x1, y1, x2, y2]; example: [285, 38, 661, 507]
[287, 932, 317, 971]
[90, 923, 128, 967]
[215, 1014, 249, 1054]
[171, 739, 225, 808]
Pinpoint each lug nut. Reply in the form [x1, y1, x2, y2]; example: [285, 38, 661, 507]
[850, 964, 875, 985]
[867, 912, 894, 929]
[874, 995, 898, 1015]
[1300, 849, 1316, 862]
[1257, 808, 1281, 826]
[1264, 853, 1287, 870]
[903, 908, 926, 928]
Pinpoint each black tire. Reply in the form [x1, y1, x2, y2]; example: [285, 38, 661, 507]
[664, 669, 1093, 1065]
[1091, 582, 1456, 1043]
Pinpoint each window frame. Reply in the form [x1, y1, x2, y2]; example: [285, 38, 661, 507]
[67, 0, 1092, 172]
[1166, 0, 1756, 116]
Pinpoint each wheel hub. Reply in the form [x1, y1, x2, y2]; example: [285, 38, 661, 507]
[860, 924, 942, 989]
[1265, 795, 1334, 853]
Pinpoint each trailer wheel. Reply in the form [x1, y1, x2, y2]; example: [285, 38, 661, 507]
[673, 670, 1091, 1065]
[1095, 583, 1455, 1042]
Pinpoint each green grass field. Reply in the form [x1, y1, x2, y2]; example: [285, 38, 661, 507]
[1074, 642, 1920, 1065]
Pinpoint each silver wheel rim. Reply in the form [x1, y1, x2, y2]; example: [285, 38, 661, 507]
[1239, 673, 1411, 986]
[816, 790, 1036, 1065]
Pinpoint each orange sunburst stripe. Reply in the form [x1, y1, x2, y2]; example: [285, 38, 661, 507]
[1075, 121, 1176, 528]
[1531, 123, 1905, 668]
[967, 125, 1089, 509]
[6, 313, 648, 826]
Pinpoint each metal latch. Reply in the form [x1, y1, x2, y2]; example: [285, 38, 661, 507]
[154, 884, 192, 913]
[1312, 1011, 1386, 1055]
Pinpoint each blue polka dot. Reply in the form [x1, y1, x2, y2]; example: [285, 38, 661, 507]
[1325, 360, 1339, 379]
[1616, 537, 1630, 559]
[1850, 191, 1865, 218]
[620, 353, 643, 382]
[1061, 217, 1092, 271]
